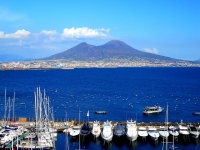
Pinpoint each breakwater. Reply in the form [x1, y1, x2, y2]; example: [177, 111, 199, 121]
[1, 120, 199, 132]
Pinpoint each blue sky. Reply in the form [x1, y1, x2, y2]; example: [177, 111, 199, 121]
[0, 0, 199, 60]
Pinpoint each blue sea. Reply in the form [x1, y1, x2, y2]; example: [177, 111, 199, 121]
[0, 67, 200, 149]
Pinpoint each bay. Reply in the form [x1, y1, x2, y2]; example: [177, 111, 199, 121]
[0, 67, 200, 149]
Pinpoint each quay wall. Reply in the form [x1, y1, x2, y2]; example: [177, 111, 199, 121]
[0, 120, 199, 133]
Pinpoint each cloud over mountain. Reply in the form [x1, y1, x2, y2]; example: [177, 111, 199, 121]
[144, 48, 158, 54]
[62, 27, 110, 38]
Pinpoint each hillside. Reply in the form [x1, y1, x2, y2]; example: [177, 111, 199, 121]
[44, 40, 176, 61]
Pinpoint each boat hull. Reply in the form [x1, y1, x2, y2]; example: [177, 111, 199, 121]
[92, 130, 101, 138]
[126, 134, 138, 142]
[190, 132, 199, 139]
[101, 132, 113, 142]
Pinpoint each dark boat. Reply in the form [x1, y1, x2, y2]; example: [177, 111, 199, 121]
[80, 123, 90, 139]
[192, 112, 200, 115]
[95, 111, 107, 114]
[113, 124, 125, 138]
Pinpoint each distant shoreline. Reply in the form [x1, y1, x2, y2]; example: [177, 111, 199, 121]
[1, 66, 200, 71]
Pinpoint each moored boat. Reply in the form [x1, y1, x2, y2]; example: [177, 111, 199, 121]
[158, 126, 169, 139]
[91, 121, 101, 139]
[177, 120, 190, 142]
[168, 126, 179, 141]
[101, 120, 113, 144]
[147, 126, 159, 141]
[138, 127, 148, 141]
[69, 126, 81, 139]
[113, 124, 125, 138]
[188, 124, 199, 139]
[126, 120, 138, 143]
[80, 122, 90, 139]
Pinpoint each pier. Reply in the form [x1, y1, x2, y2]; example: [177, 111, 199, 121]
[1, 120, 199, 133]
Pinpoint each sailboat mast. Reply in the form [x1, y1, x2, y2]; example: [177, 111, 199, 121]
[4, 88, 7, 124]
[13, 92, 15, 121]
[79, 109, 80, 150]
[166, 104, 168, 150]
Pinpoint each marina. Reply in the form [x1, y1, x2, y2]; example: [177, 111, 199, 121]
[0, 120, 200, 149]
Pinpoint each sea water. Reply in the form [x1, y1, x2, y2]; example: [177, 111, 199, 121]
[0, 67, 200, 149]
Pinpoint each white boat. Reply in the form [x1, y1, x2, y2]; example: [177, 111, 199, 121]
[69, 126, 81, 138]
[63, 127, 73, 134]
[143, 105, 163, 114]
[126, 120, 138, 142]
[159, 126, 169, 139]
[188, 124, 199, 139]
[0, 133, 12, 144]
[101, 120, 113, 143]
[138, 127, 148, 140]
[91, 121, 101, 139]
[147, 126, 159, 141]
[177, 120, 190, 142]
[168, 126, 179, 139]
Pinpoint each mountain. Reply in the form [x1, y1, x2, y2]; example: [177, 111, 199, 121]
[0, 54, 32, 62]
[195, 59, 200, 62]
[44, 40, 176, 61]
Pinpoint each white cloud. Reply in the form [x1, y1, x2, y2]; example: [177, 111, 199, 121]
[30, 45, 58, 50]
[144, 48, 158, 54]
[0, 27, 111, 52]
[62, 27, 110, 38]
[0, 29, 30, 39]
[40, 30, 57, 35]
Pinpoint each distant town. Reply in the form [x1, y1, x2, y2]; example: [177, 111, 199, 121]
[0, 58, 200, 70]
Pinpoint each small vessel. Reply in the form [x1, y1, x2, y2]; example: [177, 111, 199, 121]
[177, 120, 190, 142]
[158, 126, 169, 139]
[95, 111, 107, 114]
[69, 126, 81, 139]
[168, 126, 179, 140]
[147, 126, 159, 141]
[138, 127, 148, 141]
[80, 122, 90, 139]
[192, 112, 200, 115]
[126, 120, 138, 143]
[143, 105, 163, 114]
[187, 124, 199, 139]
[91, 121, 101, 139]
[101, 120, 113, 144]
[113, 124, 125, 138]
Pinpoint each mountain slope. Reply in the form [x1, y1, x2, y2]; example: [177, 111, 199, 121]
[44, 40, 175, 61]
[195, 59, 200, 62]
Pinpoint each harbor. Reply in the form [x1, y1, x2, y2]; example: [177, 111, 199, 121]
[0, 119, 200, 149]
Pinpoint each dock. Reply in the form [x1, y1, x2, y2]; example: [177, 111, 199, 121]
[1, 120, 199, 133]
